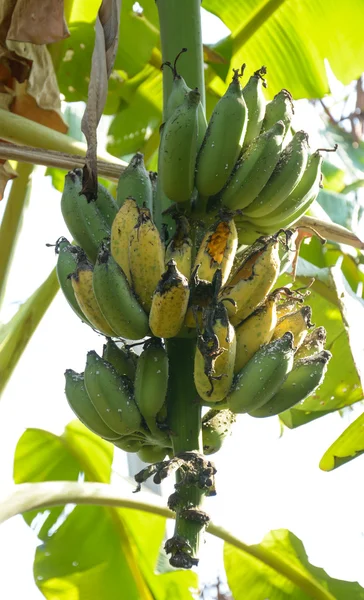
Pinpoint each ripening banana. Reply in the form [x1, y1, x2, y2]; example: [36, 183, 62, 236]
[272, 305, 313, 349]
[102, 339, 137, 381]
[195, 68, 248, 197]
[110, 197, 139, 284]
[116, 152, 153, 210]
[249, 350, 332, 418]
[165, 216, 192, 279]
[129, 208, 165, 312]
[70, 258, 116, 337]
[61, 169, 110, 262]
[242, 66, 267, 148]
[93, 244, 150, 340]
[227, 331, 295, 413]
[220, 235, 281, 325]
[220, 121, 285, 211]
[202, 409, 236, 455]
[137, 445, 170, 463]
[194, 302, 236, 403]
[149, 260, 190, 338]
[276, 297, 304, 319]
[192, 217, 238, 286]
[159, 88, 200, 203]
[251, 150, 324, 232]
[295, 326, 327, 360]
[95, 182, 118, 227]
[243, 131, 309, 219]
[65, 369, 121, 440]
[262, 89, 294, 139]
[55, 237, 92, 326]
[234, 292, 279, 373]
[134, 338, 170, 443]
[184, 265, 217, 329]
[84, 350, 141, 435]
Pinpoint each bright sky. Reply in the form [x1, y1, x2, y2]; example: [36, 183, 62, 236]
[1, 9, 364, 600]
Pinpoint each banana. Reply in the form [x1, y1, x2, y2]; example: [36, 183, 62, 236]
[116, 152, 153, 210]
[294, 326, 327, 360]
[220, 234, 281, 325]
[276, 297, 304, 319]
[114, 435, 145, 453]
[192, 217, 238, 286]
[227, 331, 295, 413]
[262, 89, 294, 138]
[149, 171, 157, 215]
[65, 369, 121, 440]
[102, 339, 137, 381]
[61, 169, 110, 263]
[243, 131, 309, 218]
[134, 338, 170, 441]
[195, 67, 248, 197]
[234, 291, 279, 373]
[93, 244, 150, 340]
[129, 208, 165, 312]
[70, 258, 116, 337]
[159, 88, 200, 203]
[184, 265, 217, 329]
[242, 66, 267, 148]
[165, 215, 192, 279]
[84, 350, 141, 435]
[250, 150, 323, 232]
[202, 409, 236, 455]
[219, 121, 285, 211]
[149, 260, 190, 338]
[110, 197, 139, 284]
[194, 301, 236, 402]
[95, 182, 118, 227]
[249, 350, 331, 418]
[272, 305, 313, 349]
[55, 237, 92, 326]
[137, 445, 169, 463]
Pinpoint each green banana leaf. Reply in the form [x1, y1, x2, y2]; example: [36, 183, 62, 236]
[319, 410, 364, 471]
[13, 421, 197, 599]
[224, 528, 364, 600]
[0, 268, 59, 399]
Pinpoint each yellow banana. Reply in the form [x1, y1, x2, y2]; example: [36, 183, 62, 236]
[129, 207, 165, 312]
[276, 297, 304, 319]
[295, 326, 326, 360]
[194, 301, 236, 403]
[110, 197, 139, 284]
[70, 259, 116, 337]
[272, 305, 313, 348]
[193, 217, 238, 286]
[149, 260, 190, 338]
[165, 216, 192, 280]
[219, 234, 281, 325]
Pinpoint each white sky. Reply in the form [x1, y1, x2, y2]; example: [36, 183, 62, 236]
[1, 9, 364, 600]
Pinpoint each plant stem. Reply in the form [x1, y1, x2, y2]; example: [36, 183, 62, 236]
[166, 337, 204, 564]
[0, 163, 33, 307]
[156, 0, 205, 118]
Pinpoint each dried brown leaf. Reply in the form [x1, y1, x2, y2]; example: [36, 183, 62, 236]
[81, 0, 121, 200]
[6, 0, 69, 45]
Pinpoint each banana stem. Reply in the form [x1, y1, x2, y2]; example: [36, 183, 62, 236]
[156, 0, 205, 119]
[0, 163, 33, 307]
[165, 338, 205, 566]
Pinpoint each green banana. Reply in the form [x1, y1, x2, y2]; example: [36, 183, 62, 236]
[294, 326, 326, 360]
[61, 168, 110, 263]
[242, 66, 267, 148]
[202, 409, 236, 455]
[262, 89, 294, 138]
[149, 170, 158, 215]
[227, 331, 295, 413]
[159, 88, 200, 203]
[116, 153, 153, 210]
[114, 435, 145, 453]
[55, 237, 92, 326]
[195, 67, 248, 197]
[249, 350, 331, 417]
[243, 131, 309, 218]
[95, 182, 118, 227]
[65, 369, 121, 440]
[84, 350, 141, 435]
[102, 339, 137, 381]
[219, 121, 285, 211]
[250, 150, 323, 231]
[137, 445, 169, 463]
[92, 243, 150, 340]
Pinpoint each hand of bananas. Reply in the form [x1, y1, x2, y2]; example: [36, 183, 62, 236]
[57, 58, 333, 462]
